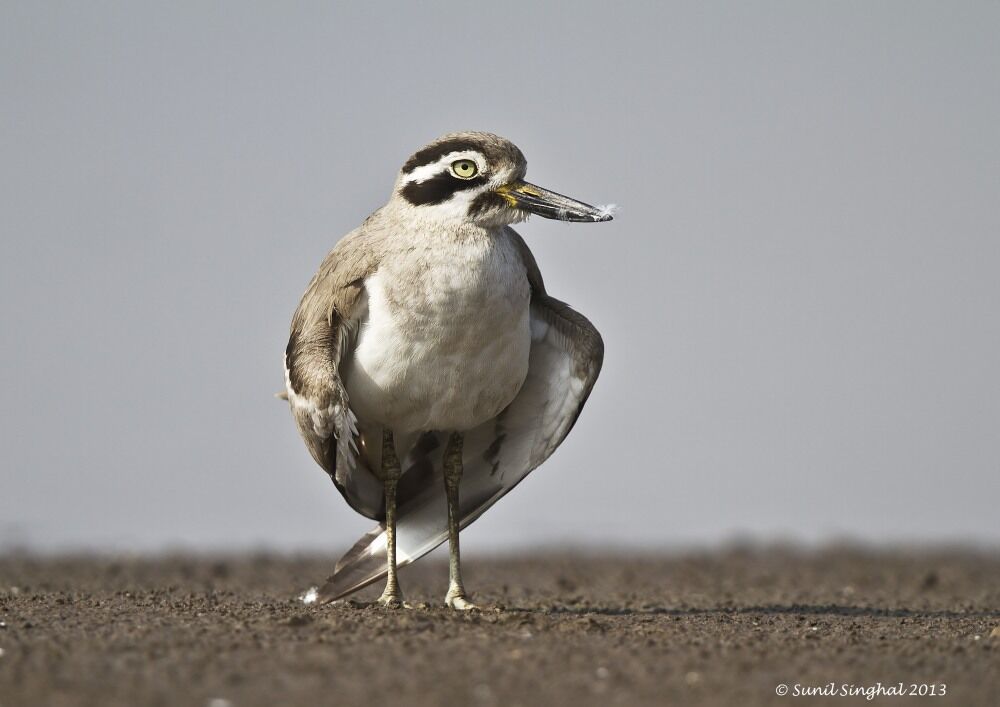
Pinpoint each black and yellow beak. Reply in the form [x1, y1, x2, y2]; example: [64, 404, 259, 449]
[496, 181, 614, 223]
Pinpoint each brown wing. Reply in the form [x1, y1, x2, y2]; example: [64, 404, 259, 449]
[316, 228, 604, 601]
[284, 224, 384, 519]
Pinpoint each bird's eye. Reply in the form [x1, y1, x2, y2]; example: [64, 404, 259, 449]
[451, 159, 479, 179]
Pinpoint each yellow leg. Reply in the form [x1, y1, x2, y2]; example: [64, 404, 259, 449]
[377, 428, 406, 607]
[443, 432, 476, 610]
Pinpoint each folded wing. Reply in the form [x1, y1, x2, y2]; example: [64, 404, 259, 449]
[284, 225, 385, 520]
[316, 291, 604, 602]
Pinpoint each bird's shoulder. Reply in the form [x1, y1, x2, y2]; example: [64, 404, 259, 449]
[292, 218, 389, 331]
[285, 216, 390, 413]
[502, 226, 546, 296]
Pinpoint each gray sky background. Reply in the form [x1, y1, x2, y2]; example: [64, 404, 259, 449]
[2, 2, 998, 554]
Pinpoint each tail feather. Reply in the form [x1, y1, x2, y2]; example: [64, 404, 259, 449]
[317, 525, 387, 602]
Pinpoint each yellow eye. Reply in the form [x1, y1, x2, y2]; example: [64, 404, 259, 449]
[451, 159, 479, 179]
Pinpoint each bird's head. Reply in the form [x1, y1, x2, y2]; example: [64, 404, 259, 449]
[390, 131, 615, 228]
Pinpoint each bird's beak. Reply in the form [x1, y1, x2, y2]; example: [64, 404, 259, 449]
[496, 181, 614, 223]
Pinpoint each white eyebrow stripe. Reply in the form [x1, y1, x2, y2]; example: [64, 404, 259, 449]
[402, 151, 485, 184]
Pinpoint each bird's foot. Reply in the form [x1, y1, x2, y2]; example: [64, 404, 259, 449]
[377, 588, 410, 609]
[444, 587, 477, 611]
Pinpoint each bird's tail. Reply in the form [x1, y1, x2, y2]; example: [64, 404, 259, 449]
[316, 525, 388, 602]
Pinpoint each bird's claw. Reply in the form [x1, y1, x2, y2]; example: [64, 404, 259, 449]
[445, 589, 477, 611]
[377, 590, 410, 609]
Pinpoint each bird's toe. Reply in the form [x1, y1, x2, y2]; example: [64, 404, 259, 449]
[377, 591, 410, 609]
[445, 592, 478, 611]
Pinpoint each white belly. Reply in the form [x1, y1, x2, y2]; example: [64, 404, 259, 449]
[343, 235, 531, 434]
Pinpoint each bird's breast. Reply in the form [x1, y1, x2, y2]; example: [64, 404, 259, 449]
[343, 233, 532, 433]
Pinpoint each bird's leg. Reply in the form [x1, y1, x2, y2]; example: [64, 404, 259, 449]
[443, 432, 476, 610]
[377, 427, 407, 607]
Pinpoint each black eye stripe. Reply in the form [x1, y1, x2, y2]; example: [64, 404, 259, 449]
[401, 172, 488, 206]
[401, 140, 484, 174]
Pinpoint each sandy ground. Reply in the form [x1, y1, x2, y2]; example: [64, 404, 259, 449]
[0, 547, 998, 706]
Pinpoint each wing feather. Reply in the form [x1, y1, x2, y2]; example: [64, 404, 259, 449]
[284, 224, 384, 519]
[316, 287, 603, 602]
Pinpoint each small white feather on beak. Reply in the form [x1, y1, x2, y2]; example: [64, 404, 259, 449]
[595, 203, 619, 220]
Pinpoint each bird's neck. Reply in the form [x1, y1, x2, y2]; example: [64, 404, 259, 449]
[376, 203, 502, 247]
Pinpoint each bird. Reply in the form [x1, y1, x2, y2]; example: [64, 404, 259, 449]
[283, 131, 612, 609]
